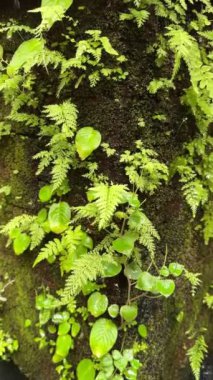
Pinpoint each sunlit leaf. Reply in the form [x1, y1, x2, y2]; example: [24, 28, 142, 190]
[77, 359, 96, 380]
[87, 292, 108, 318]
[48, 202, 71, 234]
[75, 127, 101, 160]
[90, 318, 118, 358]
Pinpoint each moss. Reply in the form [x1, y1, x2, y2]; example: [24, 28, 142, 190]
[0, 135, 58, 380]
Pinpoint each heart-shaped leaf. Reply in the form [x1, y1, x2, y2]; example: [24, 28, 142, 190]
[136, 272, 157, 292]
[159, 266, 170, 277]
[102, 259, 122, 277]
[39, 185, 53, 203]
[120, 305, 138, 323]
[112, 232, 138, 257]
[89, 318, 118, 358]
[124, 261, 142, 280]
[13, 233, 31, 255]
[87, 292, 108, 318]
[75, 127, 101, 160]
[108, 304, 119, 318]
[169, 262, 183, 277]
[77, 358, 96, 380]
[156, 279, 175, 298]
[48, 202, 71, 234]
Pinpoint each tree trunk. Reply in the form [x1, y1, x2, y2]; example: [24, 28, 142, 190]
[0, 2, 212, 379]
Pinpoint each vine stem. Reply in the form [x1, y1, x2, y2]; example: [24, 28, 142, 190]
[130, 293, 162, 302]
[127, 278, 132, 305]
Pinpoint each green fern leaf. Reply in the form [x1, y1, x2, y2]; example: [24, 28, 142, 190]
[182, 180, 208, 217]
[44, 101, 78, 138]
[33, 238, 63, 267]
[88, 184, 128, 229]
[30, 223, 45, 250]
[61, 253, 108, 302]
[187, 335, 207, 380]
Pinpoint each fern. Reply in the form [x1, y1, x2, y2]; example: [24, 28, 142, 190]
[203, 292, 213, 309]
[33, 238, 63, 267]
[76, 184, 128, 230]
[34, 130, 77, 190]
[0, 122, 11, 139]
[128, 209, 160, 258]
[29, 223, 45, 250]
[120, 140, 168, 194]
[182, 180, 208, 217]
[43, 101, 78, 138]
[120, 9, 150, 28]
[60, 29, 127, 87]
[61, 253, 110, 302]
[184, 269, 202, 296]
[187, 335, 208, 380]
[30, 1, 73, 33]
[59, 227, 87, 274]
[1, 214, 36, 235]
[202, 204, 213, 245]
[51, 157, 71, 191]
[62, 227, 85, 254]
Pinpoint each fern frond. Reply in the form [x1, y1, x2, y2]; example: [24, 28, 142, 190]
[120, 9, 150, 28]
[34, 150, 53, 175]
[1, 215, 36, 235]
[91, 235, 114, 255]
[51, 157, 71, 191]
[89, 184, 128, 230]
[44, 101, 78, 138]
[61, 253, 108, 302]
[0, 122, 11, 139]
[128, 209, 160, 257]
[120, 141, 168, 194]
[74, 204, 98, 223]
[33, 238, 63, 267]
[202, 203, 213, 244]
[184, 269, 202, 296]
[187, 335, 207, 380]
[29, 223, 45, 250]
[182, 180, 208, 217]
[62, 227, 85, 254]
[9, 112, 40, 127]
[203, 292, 213, 309]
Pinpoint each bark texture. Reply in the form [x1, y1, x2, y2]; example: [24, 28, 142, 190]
[0, 2, 212, 380]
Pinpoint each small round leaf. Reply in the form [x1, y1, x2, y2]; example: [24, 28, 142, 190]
[87, 292, 108, 318]
[156, 279, 175, 298]
[13, 233, 31, 255]
[108, 304, 119, 318]
[124, 261, 142, 280]
[102, 260, 122, 278]
[75, 127, 101, 160]
[39, 185, 53, 203]
[120, 305, 138, 323]
[169, 262, 184, 277]
[136, 272, 157, 292]
[58, 322, 70, 336]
